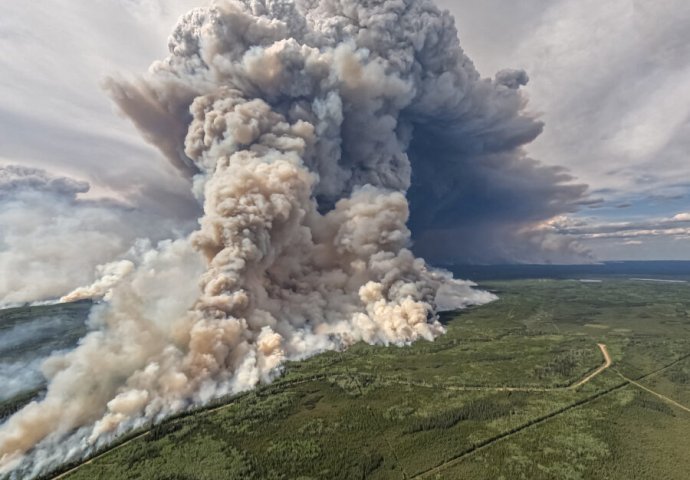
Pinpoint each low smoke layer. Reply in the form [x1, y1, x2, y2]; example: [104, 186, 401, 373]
[1, 0, 587, 477]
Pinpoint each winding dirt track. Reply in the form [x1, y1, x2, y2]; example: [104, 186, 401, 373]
[570, 343, 612, 389]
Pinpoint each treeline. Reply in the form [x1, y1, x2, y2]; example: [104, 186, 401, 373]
[404, 397, 515, 434]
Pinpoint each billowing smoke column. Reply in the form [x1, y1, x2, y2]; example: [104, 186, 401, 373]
[0, 0, 579, 476]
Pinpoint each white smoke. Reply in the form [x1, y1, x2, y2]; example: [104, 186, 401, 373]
[0, 165, 190, 307]
[59, 261, 135, 303]
[0, 0, 534, 476]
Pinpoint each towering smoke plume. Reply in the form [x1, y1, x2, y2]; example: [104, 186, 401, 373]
[0, 0, 586, 477]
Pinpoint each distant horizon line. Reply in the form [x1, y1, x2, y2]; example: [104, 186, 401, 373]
[439, 260, 690, 267]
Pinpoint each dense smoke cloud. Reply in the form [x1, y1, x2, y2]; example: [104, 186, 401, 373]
[402, 65, 590, 263]
[1, 0, 588, 477]
[407, 143, 592, 263]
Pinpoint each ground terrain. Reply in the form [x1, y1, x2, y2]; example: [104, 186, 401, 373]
[2, 276, 690, 479]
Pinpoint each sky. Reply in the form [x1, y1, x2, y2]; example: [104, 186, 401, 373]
[0, 0, 688, 271]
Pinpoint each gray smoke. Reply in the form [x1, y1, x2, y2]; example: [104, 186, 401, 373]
[1, 0, 587, 477]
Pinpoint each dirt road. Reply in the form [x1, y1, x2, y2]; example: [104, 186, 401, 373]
[615, 370, 690, 414]
[570, 343, 612, 389]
